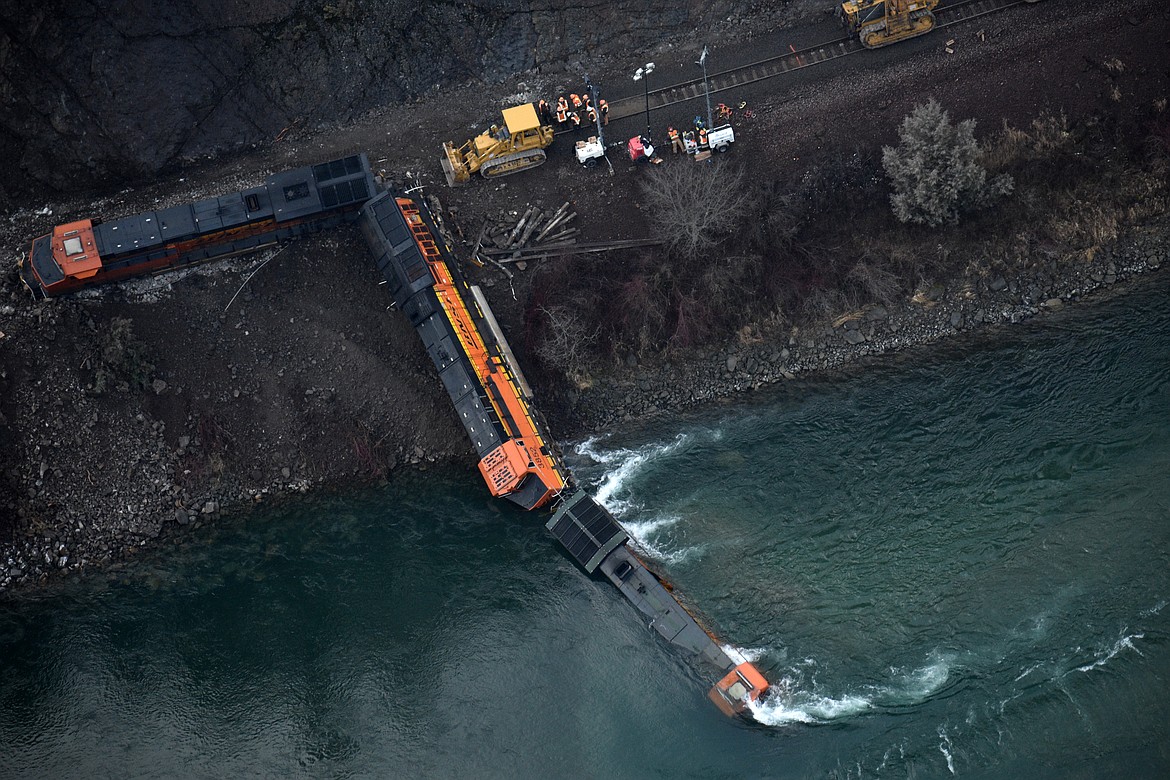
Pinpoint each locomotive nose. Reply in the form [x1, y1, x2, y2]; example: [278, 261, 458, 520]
[708, 661, 770, 717]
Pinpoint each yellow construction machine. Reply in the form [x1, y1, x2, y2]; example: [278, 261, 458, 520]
[440, 103, 555, 187]
[841, 0, 940, 48]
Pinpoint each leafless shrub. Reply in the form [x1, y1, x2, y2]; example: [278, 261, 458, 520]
[668, 292, 716, 350]
[1145, 102, 1170, 177]
[535, 305, 598, 383]
[848, 257, 902, 304]
[351, 423, 391, 478]
[641, 159, 754, 262]
[700, 253, 761, 304]
[801, 287, 851, 321]
[741, 181, 806, 253]
[89, 316, 155, 395]
[191, 413, 235, 479]
[616, 273, 669, 357]
[883, 98, 1013, 227]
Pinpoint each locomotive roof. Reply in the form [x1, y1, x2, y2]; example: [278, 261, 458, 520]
[89, 155, 374, 256]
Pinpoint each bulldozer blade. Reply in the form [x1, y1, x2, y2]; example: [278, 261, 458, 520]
[440, 143, 470, 187]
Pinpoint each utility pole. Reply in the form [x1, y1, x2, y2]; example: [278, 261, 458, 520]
[698, 46, 712, 130]
[632, 61, 655, 141]
[584, 73, 614, 175]
[584, 74, 604, 144]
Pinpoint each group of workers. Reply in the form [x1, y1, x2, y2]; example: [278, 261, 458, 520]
[666, 117, 712, 155]
[537, 91, 610, 130]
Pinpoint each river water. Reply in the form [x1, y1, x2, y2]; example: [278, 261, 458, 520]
[3, 275, 1169, 778]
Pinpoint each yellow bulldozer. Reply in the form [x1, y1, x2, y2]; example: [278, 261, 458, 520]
[840, 0, 940, 48]
[842, 0, 1044, 49]
[440, 103, 555, 187]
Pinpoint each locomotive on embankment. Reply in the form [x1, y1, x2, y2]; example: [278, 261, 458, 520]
[20, 154, 375, 298]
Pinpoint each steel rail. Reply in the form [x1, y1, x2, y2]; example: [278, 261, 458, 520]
[478, 237, 663, 260]
[601, 0, 1031, 123]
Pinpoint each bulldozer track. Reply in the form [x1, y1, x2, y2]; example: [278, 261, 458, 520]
[480, 149, 548, 178]
[603, 0, 1034, 123]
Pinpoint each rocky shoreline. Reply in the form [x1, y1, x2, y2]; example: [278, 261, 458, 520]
[573, 221, 1168, 430]
[2, 216, 1165, 594]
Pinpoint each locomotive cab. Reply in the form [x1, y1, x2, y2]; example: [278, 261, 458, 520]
[708, 661, 770, 716]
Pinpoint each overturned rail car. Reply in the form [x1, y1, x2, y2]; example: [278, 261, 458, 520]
[20, 154, 376, 298]
[359, 191, 568, 510]
[359, 191, 769, 715]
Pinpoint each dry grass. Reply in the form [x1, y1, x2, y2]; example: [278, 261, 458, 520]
[982, 113, 1074, 171]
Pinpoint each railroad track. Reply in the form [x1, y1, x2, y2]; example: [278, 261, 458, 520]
[479, 237, 663, 262]
[603, 0, 1034, 123]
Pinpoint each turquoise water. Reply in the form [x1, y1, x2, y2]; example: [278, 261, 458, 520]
[3, 275, 1169, 777]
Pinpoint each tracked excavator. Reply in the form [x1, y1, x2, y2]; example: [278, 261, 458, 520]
[842, 0, 1043, 48]
[440, 103, 554, 187]
[841, 0, 940, 48]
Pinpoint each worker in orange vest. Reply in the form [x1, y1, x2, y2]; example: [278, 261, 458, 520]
[668, 126, 684, 154]
[586, 104, 598, 124]
[698, 127, 709, 149]
[570, 93, 582, 109]
[570, 110, 582, 128]
[556, 104, 568, 125]
[557, 95, 569, 113]
[598, 98, 609, 125]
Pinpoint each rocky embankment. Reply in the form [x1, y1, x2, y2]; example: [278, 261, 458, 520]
[3, 219, 1164, 593]
[0, 225, 471, 593]
[572, 223, 1169, 429]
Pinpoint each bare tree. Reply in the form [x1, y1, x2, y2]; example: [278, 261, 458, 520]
[535, 305, 598, 382]
[641, 159, 754, 262]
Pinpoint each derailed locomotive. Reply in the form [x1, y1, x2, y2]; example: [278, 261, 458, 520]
[20, 154, 375, 298]
[16, 148, 771, 716]
[358, 190, 770, 714]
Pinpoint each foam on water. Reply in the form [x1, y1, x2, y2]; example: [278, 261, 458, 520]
[574, 434, 703, 563]
[722, 644, 769, 665]
[748, 678, 874, 726]
[937, 725, 956, 775]
[621, 515, 699, 564]
[1073, 631, 1144, 673]
[890, 653, 955, 703]
[575, 433, 692, 512]
[742, 649, 955, 727]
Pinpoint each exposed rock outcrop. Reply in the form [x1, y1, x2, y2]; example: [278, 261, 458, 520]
[0, 0, 749, 198]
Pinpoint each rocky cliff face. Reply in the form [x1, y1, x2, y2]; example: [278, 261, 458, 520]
[0, 0, 740, 199]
